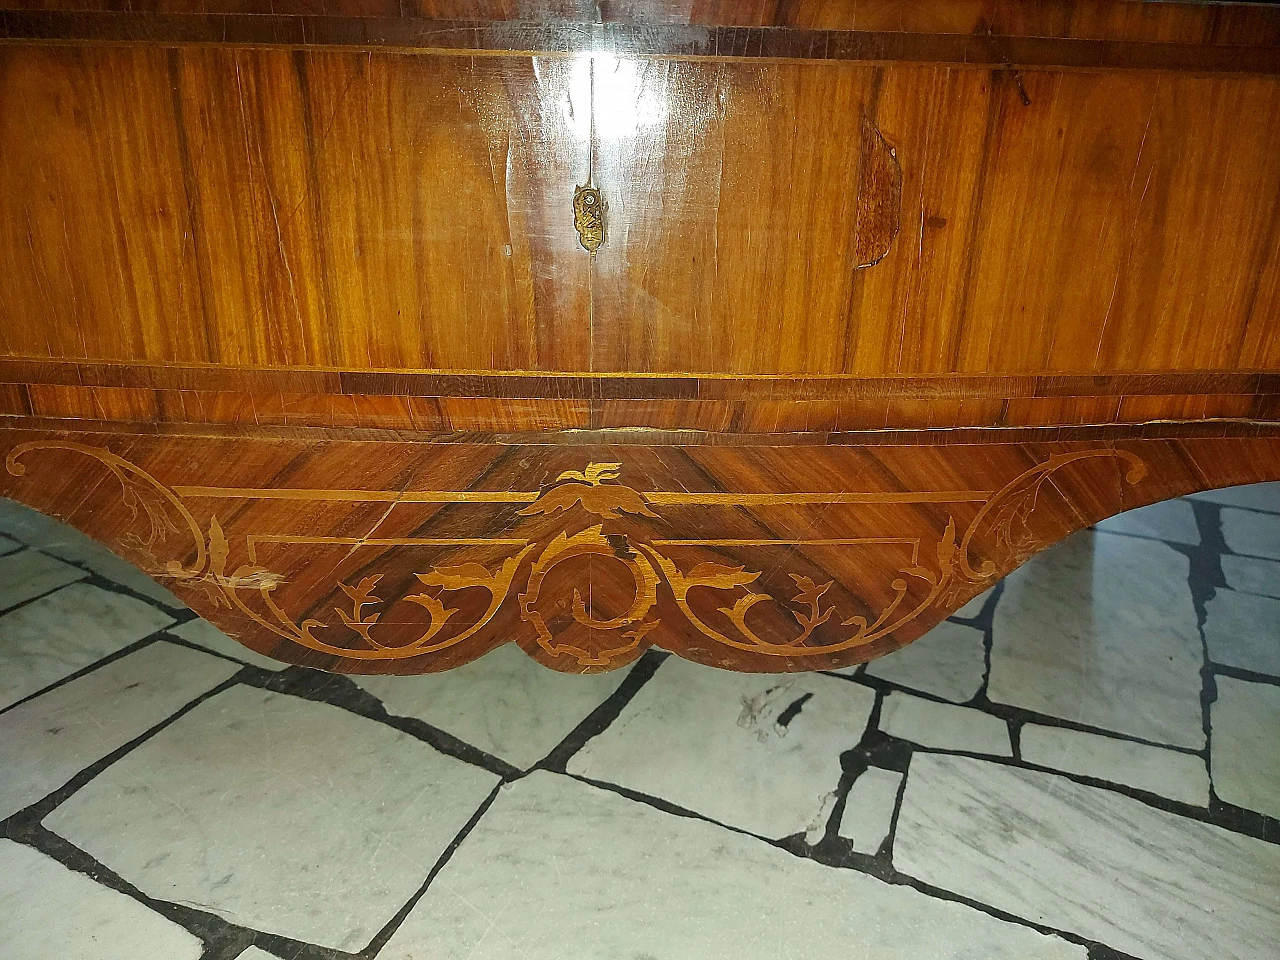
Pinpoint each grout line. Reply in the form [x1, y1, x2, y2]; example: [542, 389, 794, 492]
[1192, 500, 1280, 519]
[1089, 526, 1198, 548]
[1210, 662, 1280, 688]
[879, 751, 911, 862]
[0, 578, 90, 620]
[6, 821, 354, 960]
[0, 674, 367, 960]
[819, 688, 886, 847]
[0, 633, 161, 718]
[0, 568, 199, 717]
[559, 767, 1102, 953]
[1184, 498, 1228, 818]
[239, 666, 522, 780]
[357, 784, 505, 959]
[1, 675, 244, 834]
[2, 492, 1277, 959]
[843, 667, 1207, 756]
[535, 649, 668, 773]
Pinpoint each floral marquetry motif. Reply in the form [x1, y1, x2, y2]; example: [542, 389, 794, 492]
[6, 432, 1270, 675]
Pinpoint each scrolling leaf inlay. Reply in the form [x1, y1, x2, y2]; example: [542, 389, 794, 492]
[4, 443, 1144, 670]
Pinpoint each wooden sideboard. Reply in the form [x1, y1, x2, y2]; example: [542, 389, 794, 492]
[2, 0, 1278, 674]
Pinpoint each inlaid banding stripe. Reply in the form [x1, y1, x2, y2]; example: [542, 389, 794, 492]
[2, 12, 1279, 75]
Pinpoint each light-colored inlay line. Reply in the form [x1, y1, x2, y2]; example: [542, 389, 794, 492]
[174, 487, 994, 504]
[173, 487, 539, 502]
[649, 538, 917, 546]
[248, 536, 530, 547]
[645, 492, 992, 504]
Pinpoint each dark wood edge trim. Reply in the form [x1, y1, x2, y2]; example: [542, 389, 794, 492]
[1, 12, 1278, 74]
[3, 414, 1277, 446]
[1, 358, 1275, 402]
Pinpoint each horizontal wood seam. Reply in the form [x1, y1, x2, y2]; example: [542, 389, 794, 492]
[1, 13, 1278, 75]
[1, 360, 1276, 402]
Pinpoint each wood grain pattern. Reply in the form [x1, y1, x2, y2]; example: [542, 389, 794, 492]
[6, 382, 1280, 435]
[5, 0, 1280, 47]
[2, 44, 1279, 377]
[2, 1, 1279, 674]
[3, 5, 1280, 69]
[3, 429, 1279, 674]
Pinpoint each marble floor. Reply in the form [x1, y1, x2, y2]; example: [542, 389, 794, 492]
[1, 485, 1278, 960]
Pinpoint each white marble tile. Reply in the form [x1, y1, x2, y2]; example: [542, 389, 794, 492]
[1220, 553, 1280, 598]
[0, 501, 182, 606]
[1190, 481, 1280, 513]
[1019, 724, 1209, 806]
[1220, 506, 1280, 561]
[233, 949, 282, 960]
[879, 691, 1011, 756]
[0, 839, 202, 960]
[379, 771, 1084, 960]
[44, 685, 500, 952]
[953, 586, 994, 620]
[0, 583, 174, 710]
[0, 532, 21, 555]
[1210, 676, 1280, 820]
[0, 642, 238, 820]
[566, 658, 875, 839]
[169, 618, 287, 672]
[989, 530, 1205, 748]
[837, 767, 902, 855]
[354, 643, 629, 769]
[895, 754, 1280, 960]
[863, 620, 986, 703]
[0, 498, 75, 547]
[0, 549, 87, 610]
[1203, 589, 1280, 677]
[43, 534, 184, 607]
[1094, 496, 1200, 546]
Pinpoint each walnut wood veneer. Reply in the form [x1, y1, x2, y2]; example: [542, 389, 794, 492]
[1, 0, 1278, 673]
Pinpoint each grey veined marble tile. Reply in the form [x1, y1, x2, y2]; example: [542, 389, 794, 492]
[1020, 724, 1209, 806]
[0, 498, 75, 548]
[1210, 676, 1280, 820]
[42, 534, 184, 608]
[354, 642, 630, 769]
[1094, 496, 1200, 546]
[0, 642, 238, 820]
[837, 767, 903, 855]
[44, 685, 500, 953]
[0, 532, 21, 555]
[1190, 481, 1280, 513]
[0, 500, 183, 606]
[566, 657, 875, 840]
[862, 620, 986, 703]
[1219, 554, 1280, 598]
[0, 839, 202, 960]
[379, 771, 1084, 960]
[895, 754, 1280, 960]
[989, 530, 1205, 749]
[879, 691, 1012, 756]
[0, 548, 87, 611]
[0, 582, 174, 710]
[169, 618, 288, 672]
[952, 586, 995, 620]
[1203, 589, 1280, 677]
[1220, 505, 1280, 561]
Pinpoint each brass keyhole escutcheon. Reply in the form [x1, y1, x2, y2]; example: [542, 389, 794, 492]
[573, 184, 605, 255]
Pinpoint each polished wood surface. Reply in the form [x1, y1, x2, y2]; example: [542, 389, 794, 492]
[3, 45, 1279, 375]
[2, 0, 1278, 673]
[5, 431, 1280, 674]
